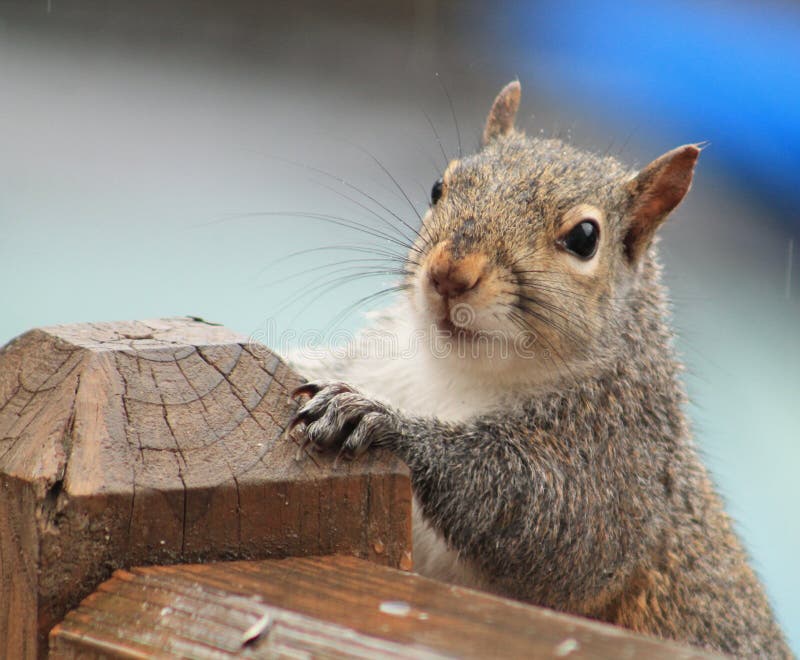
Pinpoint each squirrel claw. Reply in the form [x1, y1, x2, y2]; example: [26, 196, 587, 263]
[291, 380, 354, 400]
[288, 380, 392, 459]
[289, 380, 354, 431]
[291, 382, 323, 400]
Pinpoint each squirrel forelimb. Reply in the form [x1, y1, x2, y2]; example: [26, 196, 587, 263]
[290, 379, 656, 611]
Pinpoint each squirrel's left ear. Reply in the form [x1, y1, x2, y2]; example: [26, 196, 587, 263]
[623, 144, 701, 264]
[482, 81, 521, 146]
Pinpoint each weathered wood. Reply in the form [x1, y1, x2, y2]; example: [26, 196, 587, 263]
[50, 555, 720, 659]
[0, 318, 411, 659]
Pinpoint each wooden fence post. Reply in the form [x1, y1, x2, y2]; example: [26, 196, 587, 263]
[0, 318, 411, 658]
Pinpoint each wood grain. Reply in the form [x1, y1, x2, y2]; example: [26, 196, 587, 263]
[50, 555, 720, 659]
[0, 318, 411, 659]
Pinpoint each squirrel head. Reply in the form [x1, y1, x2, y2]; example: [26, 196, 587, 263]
[407, 81, 700, 385]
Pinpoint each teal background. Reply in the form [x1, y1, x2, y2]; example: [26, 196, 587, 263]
[1, 2, 797, 650]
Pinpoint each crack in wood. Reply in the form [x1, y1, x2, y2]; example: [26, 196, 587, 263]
[174, 352, 238, 459]
[57, 374, 81, 484]
[173, 349, 244, 552]
[195, 348, 272, 432]
[155, 366, 189, 558]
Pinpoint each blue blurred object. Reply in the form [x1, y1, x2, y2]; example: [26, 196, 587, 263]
[492, 0, 800, 223]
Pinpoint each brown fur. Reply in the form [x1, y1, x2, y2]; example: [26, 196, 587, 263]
[482, 80, 521, 145]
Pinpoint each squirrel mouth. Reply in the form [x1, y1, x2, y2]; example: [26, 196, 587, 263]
[430, 298, 481, 339]
[435, 317, 478, 340]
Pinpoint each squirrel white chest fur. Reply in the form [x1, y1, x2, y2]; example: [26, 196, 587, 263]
[302, 305, 509, 421]
[290, 303, 508, 589]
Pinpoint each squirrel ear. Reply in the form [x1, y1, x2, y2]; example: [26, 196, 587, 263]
[482, 81, 521, 146]
[623, 144, 701, 264]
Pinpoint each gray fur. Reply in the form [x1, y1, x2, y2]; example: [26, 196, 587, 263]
[291, 88, 791, 657]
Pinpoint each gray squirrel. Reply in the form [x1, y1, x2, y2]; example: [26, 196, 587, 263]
[288, 81, 791, 657]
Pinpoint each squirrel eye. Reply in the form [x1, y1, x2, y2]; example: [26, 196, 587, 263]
[431, 178, 443, 205]
[561, 220, 599, 259]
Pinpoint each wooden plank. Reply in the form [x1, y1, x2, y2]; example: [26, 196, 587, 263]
[0, 319, 411, 659]
[50, 556, 720, 659]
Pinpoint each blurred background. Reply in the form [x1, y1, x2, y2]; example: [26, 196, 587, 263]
[1, 0, 797, 649]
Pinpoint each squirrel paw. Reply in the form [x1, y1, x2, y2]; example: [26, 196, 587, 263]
[289, 380, 392, 460]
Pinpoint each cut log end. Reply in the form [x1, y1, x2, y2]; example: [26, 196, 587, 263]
[0, 318, 411, 659]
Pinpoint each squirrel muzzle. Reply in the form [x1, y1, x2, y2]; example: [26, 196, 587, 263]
[427, 241, 488, 300]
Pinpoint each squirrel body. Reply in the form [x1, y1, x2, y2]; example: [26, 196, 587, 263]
[288, 82, 791, 657]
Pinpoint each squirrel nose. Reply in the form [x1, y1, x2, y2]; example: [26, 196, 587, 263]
[429, 267, 478, 298]
[427, 243, 486, 299]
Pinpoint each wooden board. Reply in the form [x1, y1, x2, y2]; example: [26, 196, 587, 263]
[50, 555, 720, 659]
[0, 318, 411, 659]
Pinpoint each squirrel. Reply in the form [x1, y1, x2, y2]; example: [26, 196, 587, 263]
[286, 81, 791, 657]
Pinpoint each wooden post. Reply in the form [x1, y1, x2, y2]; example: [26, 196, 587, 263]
[0, 318, 411, 659]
